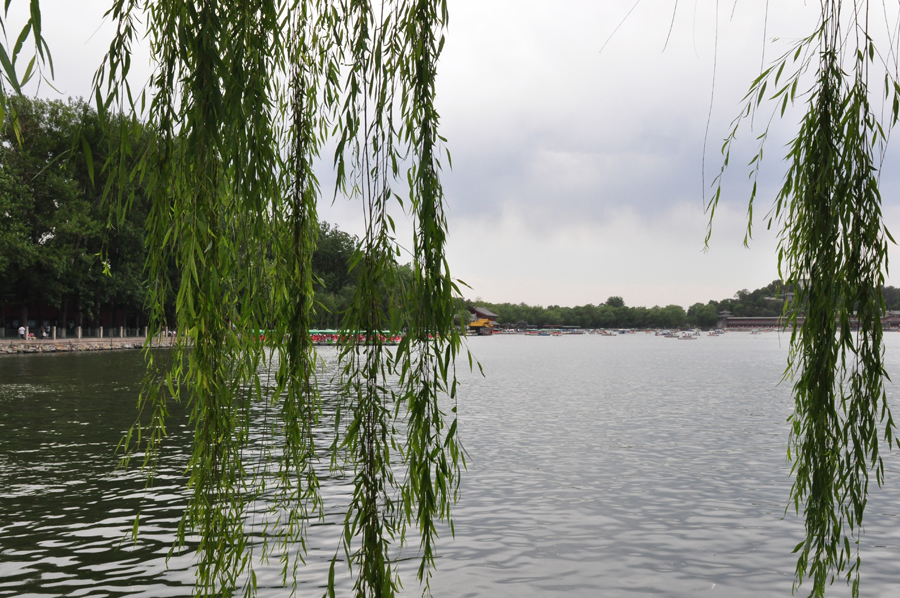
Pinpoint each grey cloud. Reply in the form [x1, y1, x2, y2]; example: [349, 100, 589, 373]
[440, 113, 796, 234]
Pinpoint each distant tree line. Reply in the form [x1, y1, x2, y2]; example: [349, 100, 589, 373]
[465, 279, 900, 330]
[685, 280, 786, 329]
[467, 297, 691, 330]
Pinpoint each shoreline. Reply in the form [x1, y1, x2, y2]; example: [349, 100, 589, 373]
[2, 336, 174, 355]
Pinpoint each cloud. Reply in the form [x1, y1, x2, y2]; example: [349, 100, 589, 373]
[13, 0, 900, 307]
[434, 0, 821, 234]
[7, 0, 153, 101]
[446, 200, 782, 308]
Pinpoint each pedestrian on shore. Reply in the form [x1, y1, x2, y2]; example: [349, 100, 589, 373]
[18, 325, 25, 339]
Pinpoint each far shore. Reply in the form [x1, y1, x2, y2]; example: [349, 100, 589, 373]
[2, 336, 174, 356]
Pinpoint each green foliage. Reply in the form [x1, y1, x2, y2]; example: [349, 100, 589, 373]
[96, 2, 463, 597]
[0, 102, 367, 331]
[714, 4, 898, 596]
[605, 295, 624, 308]
[714, 280, 785, 318]
[468, 278, 900, 333]
[465, 298, 688, 330]
[0, 0, 52, 145]
[313, 222, 358, 294]
[686, 302, 718, 329]
[310, 221, 359, 329]
[881, 286, 900, 311]
[0, 96, 150, 326]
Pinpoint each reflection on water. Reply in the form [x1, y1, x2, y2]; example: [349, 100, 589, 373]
[0, 351, 194, 598]
[1, 335, 900, 597]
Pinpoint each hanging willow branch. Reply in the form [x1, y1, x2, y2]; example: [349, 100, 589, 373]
[93, 0, 461, 596]
[330, 2, 406, 593]
[712, 3, 898, 596]
[325, 1, 463, 594]
[0, 0, 53, 145]
[396, 0, 464, 587]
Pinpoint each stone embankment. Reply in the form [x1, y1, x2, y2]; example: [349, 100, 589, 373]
[2, 336, 174, 355]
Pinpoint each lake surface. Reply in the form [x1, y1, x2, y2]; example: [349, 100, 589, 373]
[2, 333, 900, 597]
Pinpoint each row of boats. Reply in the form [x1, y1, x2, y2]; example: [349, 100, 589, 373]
[306, 327, 779, 345]
[310, 331, 403, 346]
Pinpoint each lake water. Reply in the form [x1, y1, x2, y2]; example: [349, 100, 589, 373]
[2, 333, 900, 597]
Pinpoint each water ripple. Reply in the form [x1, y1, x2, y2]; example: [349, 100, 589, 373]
[2, 337, 900, 596]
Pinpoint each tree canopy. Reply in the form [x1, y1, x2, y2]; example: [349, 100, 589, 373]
[0, 99, 374, 333]
[0, 96, 150, 329]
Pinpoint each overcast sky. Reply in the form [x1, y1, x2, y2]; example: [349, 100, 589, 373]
[8, 1, 900, 308]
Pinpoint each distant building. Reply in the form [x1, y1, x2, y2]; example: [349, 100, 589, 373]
[717, 311, 732, 329]
[467, 306, 499, 336]
[883, 311, 900, 329]
[467, 306, 499, 322]
[719, 310, 900, 330]
[720, 315, 787, 329]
